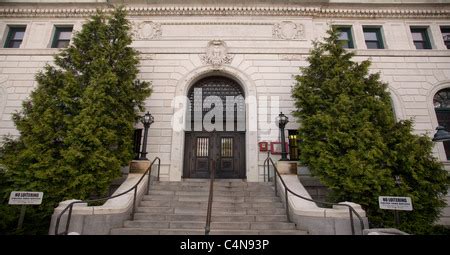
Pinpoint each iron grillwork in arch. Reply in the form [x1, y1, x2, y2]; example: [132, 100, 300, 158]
[187, 76, 246, 131]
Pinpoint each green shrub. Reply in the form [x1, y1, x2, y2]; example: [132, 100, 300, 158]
[292, 27, 449, 234]
[0, 7, 151, 235]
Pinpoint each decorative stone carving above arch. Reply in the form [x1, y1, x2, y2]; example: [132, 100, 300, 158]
[199, 40, 234, 68]
[273, 21, 305, 40]
[132, 21, 161, 40]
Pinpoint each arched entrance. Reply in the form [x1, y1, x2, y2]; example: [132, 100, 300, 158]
[183, 76, 246, 179]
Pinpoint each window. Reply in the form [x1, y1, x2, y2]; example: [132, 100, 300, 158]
[440, 27, 450, 49]
[363, 27, 384, 49]
[335, 26, 354, 49]
[434, 88, 450, 160]
[51, 26, 73, 48]
[410, 27, 432, 49]
[288, 130, 300, 161]
[4, 26, 26, 48]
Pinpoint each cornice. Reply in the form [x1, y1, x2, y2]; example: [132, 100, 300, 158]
[2, 48, 450, 57]
[0, 5, 449, 19]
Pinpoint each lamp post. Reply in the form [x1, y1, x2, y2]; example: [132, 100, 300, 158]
[276, 112, 289, 161]
[140, 111, 154, 160]
[432, 126, 450, 142]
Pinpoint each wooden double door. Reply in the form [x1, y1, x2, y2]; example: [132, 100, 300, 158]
[183, 131, 246, 179]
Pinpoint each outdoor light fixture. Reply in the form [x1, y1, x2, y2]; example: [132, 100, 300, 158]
[432, 126, 450, 142]
[140, 111, 154, 160]
[276, 112, 289, 161]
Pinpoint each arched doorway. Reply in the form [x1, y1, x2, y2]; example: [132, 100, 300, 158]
[434, 88, 450, 160]
[183, 76, 246, 179]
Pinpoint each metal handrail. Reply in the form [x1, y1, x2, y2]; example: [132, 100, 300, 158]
[54, 157, 161, 235]
[204, 159, 216, 235]
[264, 156, 365, 235]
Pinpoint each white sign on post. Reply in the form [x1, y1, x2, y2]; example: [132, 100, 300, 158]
[378, 196, 413, 211]
[9, 191, 44, 205]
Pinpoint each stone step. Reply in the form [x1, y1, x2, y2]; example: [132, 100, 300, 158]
[112, 180, 308, 235]
[141, 194, 282, 203]
[139, 200, 284, 209]
[124, 220, 170, 229]
[134, 213, 205, 222]
[124, 220, 204, 229]
[150, 184, 275, 192]
[143, 194, 281, 203]
[110, 228, 205, 235]
[135, 206, 287, 216]
[249, 222, 296, 230]
[244, 208, 287, 215]
[210, 222, 296, 231]
[133, 213, 289, 222]
[209, 230, 308, 235]
[123, 220, 296, 231]
[136, 207, 204, 214]
[155, 180, 273, 188]
[147, 190, 276, 197]
[111, 227, 307, 235]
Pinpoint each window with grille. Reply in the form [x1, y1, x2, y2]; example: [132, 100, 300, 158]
[52, 26, 73, 48]
[196, 137, 209, 157]
[440, 27, 450, 49]
[363, 27, 384, 49]
[4, 26, 26, 48]
[187, 76, 245, 131]
[335, 26, 354, 49]
[410, 27, 432, 49]
[221, 138, 233, 157]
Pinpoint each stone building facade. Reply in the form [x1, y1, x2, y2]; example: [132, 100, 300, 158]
[1, 0, 450, 225]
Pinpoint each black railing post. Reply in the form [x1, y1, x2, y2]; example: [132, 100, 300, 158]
[132, 186, 137, 221]
[205, 159, 216, 235]
[264, 158, 266, 183]
[285, 188, 290, 222]
[274, 168, 278, 196]
[147, 167, 151, 195]
[157, 158, 161, 181]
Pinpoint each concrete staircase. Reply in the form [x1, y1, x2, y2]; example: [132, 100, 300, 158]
[110, 179, 308, 235]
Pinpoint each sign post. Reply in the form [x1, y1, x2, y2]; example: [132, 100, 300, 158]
[378, 196, 413, 228]
[8, 191, 44, 231]
[17, 205, 26, 230]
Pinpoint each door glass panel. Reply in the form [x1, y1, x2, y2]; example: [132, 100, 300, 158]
[221, 138, 233, 157]
[196, 137, 209, 157]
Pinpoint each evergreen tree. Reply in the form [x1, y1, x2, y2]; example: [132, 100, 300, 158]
[292, 28, 448, 234]
[0, 7, 151, 234]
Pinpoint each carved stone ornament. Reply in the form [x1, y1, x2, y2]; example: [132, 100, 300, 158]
[273, 21, 305, 40]
[132, 21, 161, 40]
[200, 40, 234, 68]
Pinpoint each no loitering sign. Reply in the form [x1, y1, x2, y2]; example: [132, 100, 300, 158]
[9, 191, 44, 205]
[379, 196, 413, 211]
